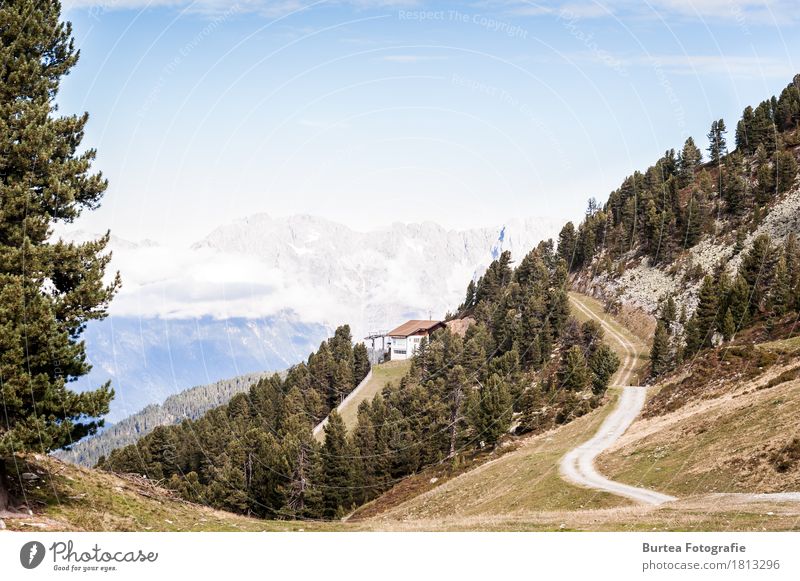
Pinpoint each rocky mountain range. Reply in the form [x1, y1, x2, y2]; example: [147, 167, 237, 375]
[62, 214, 560, 422]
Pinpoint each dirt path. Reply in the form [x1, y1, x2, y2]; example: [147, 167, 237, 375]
[560, 294, 676, 505]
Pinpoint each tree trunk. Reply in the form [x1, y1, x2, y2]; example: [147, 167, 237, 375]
[0, 459, 10, 512]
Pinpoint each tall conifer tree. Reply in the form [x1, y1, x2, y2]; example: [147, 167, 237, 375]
[321, 411, 352, 518]
[0, 0, 120, 510]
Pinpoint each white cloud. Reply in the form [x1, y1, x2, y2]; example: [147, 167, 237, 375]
[506, 1, 610, 19]
[558, 46, 792, 79]
[52, 214, 561, 338]
[63, 0, 418, 17]
[491, 0, 797, 24]
[63, 0, 798, 23]
[644, 54, 794, 78]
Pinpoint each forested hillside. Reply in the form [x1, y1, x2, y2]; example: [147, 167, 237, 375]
[556, 74, 800, 381]
[56, 371, 277, 467]
[97, 73, 800, 526]
[100, 244, 620, 519]
[558, 74, 799, 274]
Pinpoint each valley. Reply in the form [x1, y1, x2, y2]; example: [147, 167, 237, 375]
[6, 292, 799, 532]
[3, 18, 799, 533]
[63, 215, 560, 423]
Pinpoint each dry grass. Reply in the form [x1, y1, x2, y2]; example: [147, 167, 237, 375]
[12, 451, 797, 532]
[340, 360, 411, 428]
[350, 495, 800, 531]
[617, 303, 657, 344]
[598, 361, 800, 497]
[758, 335, 800, 355]
[337, 360, 411, 435]
[361, 390, 629, 526]
[348, 443, 522, 521]
[1, 455, 342, 532]
[315, 360, 412, 442]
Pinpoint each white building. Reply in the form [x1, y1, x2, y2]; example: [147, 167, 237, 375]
[386, 320, 445, 361]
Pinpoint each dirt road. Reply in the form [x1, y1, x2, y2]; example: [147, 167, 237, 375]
[560, 295, 676, 505]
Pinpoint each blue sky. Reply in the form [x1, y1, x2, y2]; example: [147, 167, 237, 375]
[59, 1, 799, 243]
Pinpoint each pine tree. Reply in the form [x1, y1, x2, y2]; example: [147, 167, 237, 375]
[755, 160, 776, 204]
[686, 276, 719, 354]
[721, 308, 736, 341]
[644, 199, 663, 259]
[308, 341, 334, 408]
[461, 279, 477, 311]
[784, 234, 800, 311]
[659, 295, 677, 331]
[332, 358, 354, 406]
[683, 190, 705, 246]
[467, 374, 512, 447]
[678, 137, 702, 187]
[329, 325, 354, 362]
[547, 261, 571, 334]
[739, 234, 775, 314]
[351, 402, 379, 506]
[559, 345, 591, 391]
[726, 274, 751, 329]
[751, 101, 777, 154]
[775, 150, 798, 194]
[649, 321, 671, 377]
[722, 152, 748, 215]
[673, 335, 686, 367]
[770, 256, 790, 317]
[352, 343, 371, 385]
[775, 79, 800, 131]
[321, 411, 353, 518]
[277, 387, 322, 518]
[557, 222, 578, 268]
[589, 344, 620, 393]
[0, 0, 120, 510]
[739, 106, 757, 150]
[474, 250, 513, 305]
[707, 118, 727, 163]
[144, 426, 179, 480]
[446, 365, 467, 458]
[529, 335, 543, 368]
[683, 315, 699, 355]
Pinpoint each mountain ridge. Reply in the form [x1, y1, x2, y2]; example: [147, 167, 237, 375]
[56, 371, 279, 467]
[62, 214, 560, 420]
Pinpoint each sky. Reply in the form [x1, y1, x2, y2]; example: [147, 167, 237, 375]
[58, 0, 799, 245]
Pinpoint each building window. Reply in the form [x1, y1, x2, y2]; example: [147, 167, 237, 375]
[394, 349, 407, 355]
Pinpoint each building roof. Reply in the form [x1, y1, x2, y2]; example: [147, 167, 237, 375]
[387, 320, 444, 338]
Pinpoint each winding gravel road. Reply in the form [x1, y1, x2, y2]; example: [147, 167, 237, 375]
[560, 296, 677, 506]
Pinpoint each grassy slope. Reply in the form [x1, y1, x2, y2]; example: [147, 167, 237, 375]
[599, 355, 800, 497]
[352, 375, 800, 531]
[1, 455, 342, 532]
[315, 360, 411, 442]
[359, 391, 628, 524]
